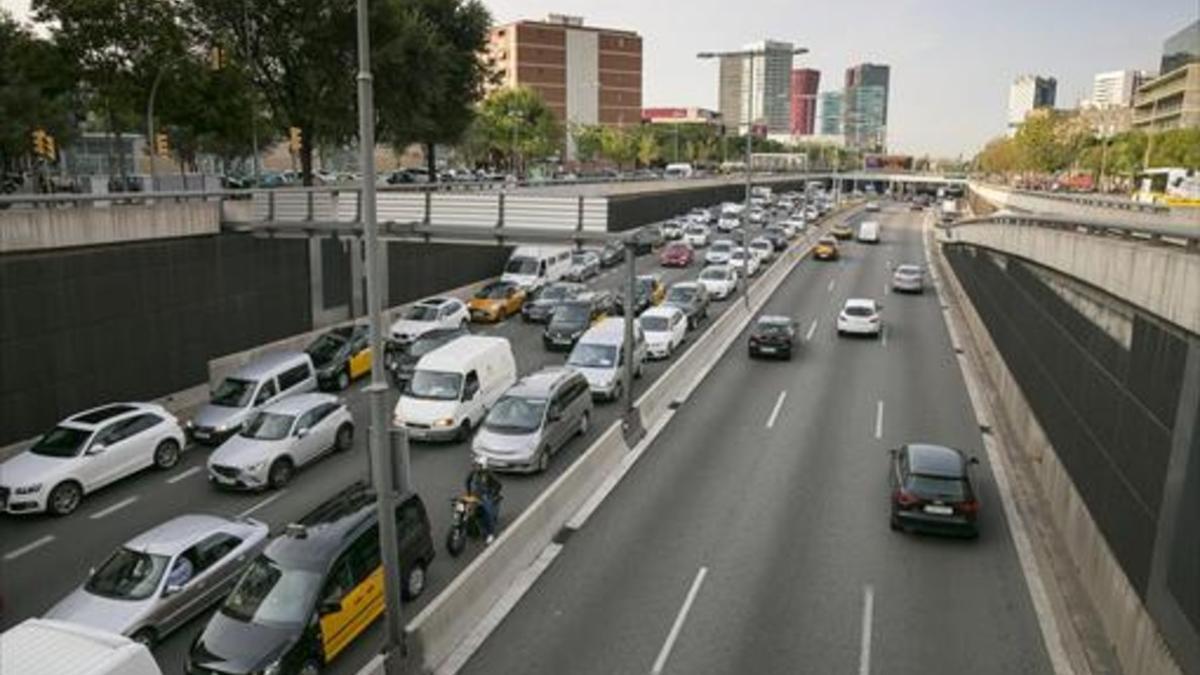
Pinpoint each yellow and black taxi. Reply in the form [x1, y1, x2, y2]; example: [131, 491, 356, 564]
[639, 274, 667, 306]
[306, 325, 371, 391]
[829, 222, 854, 240]
[468, 280, 527, 323]
[813, 236, 840, 261]
[186, 482, 434, 675]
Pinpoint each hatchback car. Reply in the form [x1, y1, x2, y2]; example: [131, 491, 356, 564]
[729, 247, 761, 278]
[208, 393, 354, 491]
[748, 315, 798, 359]
[892, 264, 925, 294]
[664, 281, 710, 329]
[383, 325, 469, 390]
[748, 237, 776, 262]
[521, 281, 586, 323]
[543, 295, 608, 351]
[306, 325, 371, 391]
[836, 298, 882, 337]
[705, 239, 736, 265]
[564, 251, 601, 282]
[0, 403, 186, 516]
[659, 242, 695, 268]
[889, 443, 980, 537]
[830, 223, 854, 240]
[46, 514, 269, 646]
[697, 265, 739, 300]
[469, 281, 526, 322]
[813, 236, 840, 261]
[683, 224, 711, 248]
[472, 368, 594, 473]
[599, 241, 625, 267]
[639, 306, 688, 359]
[389, 297, 468, 342]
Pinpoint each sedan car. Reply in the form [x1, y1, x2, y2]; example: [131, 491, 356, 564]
[830, 222, 854, 240]
[564, 250, 601, 282]
[748, 315, 797, 360]
[836, 298, 882, 337]
[659, 242, 695, 268]
[0, 403, 186, 516]
[390, 297, 468, 343]
[44, 514, 269, 646]
[521, 281, 586, 323]
[599, 241, 625, 268]
[889, 443, 980, 537]
[729, 247, 761, 278]
[639, 305, 688, 359]
[716, 216, 741, 232]
[468, 280, 527, 322]
[813, 236, 840, 261]
[661, 221, 684, 240]
[891, 264, 925, 293]
[683, 223, 711, 248]
[664, 281, 710, 329]
[748, 237, 776, 262]
[705, 239, 736, 265]
[543, 295, 609, 351]
[207, 393, 354, 490]
[306, 324, 370, 391]
[631, 225, 663, 255]
[697, 265, 739, 300]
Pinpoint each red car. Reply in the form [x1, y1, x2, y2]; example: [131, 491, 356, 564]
[659, 242, 694, 267]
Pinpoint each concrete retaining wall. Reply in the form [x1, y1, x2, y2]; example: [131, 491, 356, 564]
[0, 201, 219, 253]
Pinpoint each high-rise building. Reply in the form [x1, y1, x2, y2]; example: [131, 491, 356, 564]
[844, 63, 890, 151]
[717, 40, 799, 134]
[789, 68, 820, 135]
[1133, 20, 1200, 131]
[817, 91, 843, 135]
[1160, 20, 1199, 76]
[1007, 74, 1057, 135]
[1091, 70, 1145, 108]
[487, 14, 642, 129]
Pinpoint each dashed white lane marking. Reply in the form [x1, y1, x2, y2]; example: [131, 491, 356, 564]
[166, 465, 203, 484]
[766, 390, 788, 429]
[827, 278, 836, 292]
[881, 325, 888, 348]
[874, 400, 884, 440]
[238, 490, 287, 518]
[89, 496, 138, 520]
[805, 318, 819, 341]
[4, 535, 55, 561]
[859, 584, 875, 675]
[651, 566, 709, 675]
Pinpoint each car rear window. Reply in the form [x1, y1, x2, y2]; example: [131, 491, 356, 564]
[844, 306, 875, 317]
[906, 474, 969, 501]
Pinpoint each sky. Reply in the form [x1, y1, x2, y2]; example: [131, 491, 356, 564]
[5, 0, 1196, 157]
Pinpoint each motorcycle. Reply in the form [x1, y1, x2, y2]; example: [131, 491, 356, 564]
[445, 492, 500, 557]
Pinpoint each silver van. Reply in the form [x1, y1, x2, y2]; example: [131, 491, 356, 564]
[566, 318, 647, 402]
[189, 351, 317, 445]
[471, 368, 594, 473]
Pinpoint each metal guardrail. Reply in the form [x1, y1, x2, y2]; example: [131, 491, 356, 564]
[947, 209, 1200, 248]
[974, 182, 1171, 215]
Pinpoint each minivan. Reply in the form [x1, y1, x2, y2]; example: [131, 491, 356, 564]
[501, 246, 572, 292]
[472, 368, 594, 473]
[190, 352, 317, 445]
[1, 619, 163, 675]
[187, 483, 435, 675]
[566, 319, 647, 402]
[392, 336, 517, 442]
[857, 220, 880, 243]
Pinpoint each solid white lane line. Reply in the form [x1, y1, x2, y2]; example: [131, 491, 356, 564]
[166, 465, 203, 484]
[89, 496, 138, 520]
[238, 490, 287, 518]
[859, 584, 875, 675]
[805, 318, 819, 341]
[651, 567, 709, 675]
[874, 400, 884, 440]
[827, 278, 836, 292]
[766, 390, 788, 429]
[4, 535, 55, 561]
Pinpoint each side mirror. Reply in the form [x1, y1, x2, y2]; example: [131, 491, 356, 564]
[86, 443, 106, 456]
[319, 599, 342, 616]
[296, 428, 309, 438]
[548, 409, 563, 422]
[163, 583, 184, 597]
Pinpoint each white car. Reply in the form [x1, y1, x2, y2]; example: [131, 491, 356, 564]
[684, 224, 711, 248]
[698, 265, 739, 300]
[661, 222, 683, 240]
[865, 200, 881, 212]
[836, 298, 883, 337]
[0, 403, 186, 516]
[390, 297, 469, 342]
[729, 247, 761, 277]
[638, 305, 688, 359]
[782, 218, 806, 237]
[208, 393, 354, 490]
[716, 216, 741, 232]
[747, 209, 767, 225]
[748, 237, 775, 262]
[705, 239, 735, 265]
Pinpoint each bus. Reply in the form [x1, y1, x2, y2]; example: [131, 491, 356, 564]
[1135, 168, 1200, 207]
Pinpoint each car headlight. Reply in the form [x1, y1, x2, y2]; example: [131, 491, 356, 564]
[185, 420, 195, 429]
[15, 484, 43, 495]
[214, 424, 229, 434]
[432, 417, 455, 428]
[244, 460, 267, 473]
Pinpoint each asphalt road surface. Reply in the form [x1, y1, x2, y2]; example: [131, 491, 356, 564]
[460, 206, 1055, 675]
[0, 200, 859, 674]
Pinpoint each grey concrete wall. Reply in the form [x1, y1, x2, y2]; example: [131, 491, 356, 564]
[0, 201, 220, 253]
[968, 182, 1195, 229]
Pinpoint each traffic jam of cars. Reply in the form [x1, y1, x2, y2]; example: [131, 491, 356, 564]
[0, 184, 957, 673]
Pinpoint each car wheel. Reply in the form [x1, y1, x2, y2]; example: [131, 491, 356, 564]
[612, 380, 624, 402]
[578, 411, 591, 437]
[336, 369, 351, 391]
[153, 439, 181, 470]
[131, 628, 156, 648]
[402, 563, 427, 600]
[537, 446, 550, 473]
[48, 481, 83, 516]
[268, 458, 294, 489]
[335, 423, 354, 452]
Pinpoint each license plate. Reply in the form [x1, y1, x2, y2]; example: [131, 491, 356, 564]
[212, 473, 236, 485]
[193, 430, 210, 440]
[759, 347, 775, 353]
[924, 504, 953, 516]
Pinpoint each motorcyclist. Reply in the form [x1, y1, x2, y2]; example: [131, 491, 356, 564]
[465, 456, 502, 544]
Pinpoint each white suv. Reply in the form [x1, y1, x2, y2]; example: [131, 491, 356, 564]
[390, 297, 469, 342]
[0, 403, 187, 515]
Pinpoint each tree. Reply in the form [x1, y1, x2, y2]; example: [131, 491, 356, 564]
[571, 124, 604, 164]
[635, 129, 660, 168]
[975, 137, 1020, 175]
[471, 87, 561, 175]
[599, 126, 637, 169]
[0, 10, 78, 173]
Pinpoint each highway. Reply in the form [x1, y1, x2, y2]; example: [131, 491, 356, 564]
[0, 200, 861, 674]
[460, 206, 1055, 674]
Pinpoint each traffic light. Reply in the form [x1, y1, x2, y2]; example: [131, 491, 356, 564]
[32, 128, 48, 157]
[288, 126, 302, 153]
[155, 133, 170, 157]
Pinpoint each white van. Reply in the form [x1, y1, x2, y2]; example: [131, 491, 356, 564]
[0, 619, 162, 675]
[393, 336, 517, 442]
[664, 163, 694, 179]
[566, 318, 647, 402]
[190, 351, 317, 445]
[501, 246, 572, 292]
[857, 220, 880, 243]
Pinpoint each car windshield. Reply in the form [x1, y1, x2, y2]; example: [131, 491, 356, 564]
[476, 285, 509, 300]
[818, 238, 836, 246]
[539, 285, 573, 301]
[731, 251, 746, 261]
[485, 396, 547, 433]
[85, 547, 170, 601]
[240, 412, 295, 440]
[305, 333, 347, 367]
[700, 268, 727, 280]
[845, 305, 875, 317]
[667, 287, 696, 303]
[686, 225, 705, 234]
[505, 258, 538, 275]
[572, 253, 590, 264]
[568, 343, 617, 369]
[907, 474, 969, 501]
[29, 426, 91, 458]
[640, 316, 670, 332]
[220, 554, 322, 628]
[406, 370, 463, 400]
[211, 378, 256, 408]
[711, 242, 732, 252]
[551, 304, 591, 326]
[403, 305, 440, 321]
[897, 266, 922, 275]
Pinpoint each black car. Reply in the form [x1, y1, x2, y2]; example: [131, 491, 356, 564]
[631, 226, 663, 255]
[762, 227, 790, 252]
[384, 325, 469, 389]
[543, 295, 608, 351]
[664, 282, 710, 329]
[889, 443, 980, 537]
[521, 282, 586, 323]
[187, 483, 435, 675]
[306, 325, 370, 391]
[748, 315, 797, 359]
[599, 241, 626, 268]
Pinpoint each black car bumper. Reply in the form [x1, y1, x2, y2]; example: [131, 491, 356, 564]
[749, 342, 792, 358]
[893, 508, 978, 537]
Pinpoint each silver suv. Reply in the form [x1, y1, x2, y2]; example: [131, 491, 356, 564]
[471, 368, 594, 473]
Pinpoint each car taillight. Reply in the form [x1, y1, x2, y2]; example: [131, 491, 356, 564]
[958, 500, 980, 515]
[749, 336, 759, 345]
[869, 315, 879, 323]
[894, 489, 921, 507]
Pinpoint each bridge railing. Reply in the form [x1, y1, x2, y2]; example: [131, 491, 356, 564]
[947, 209, 1200, 249]
[971, 181, 1171, 215]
